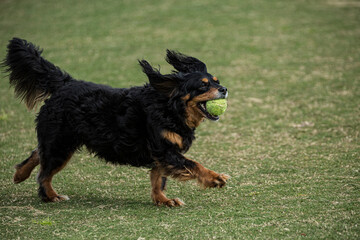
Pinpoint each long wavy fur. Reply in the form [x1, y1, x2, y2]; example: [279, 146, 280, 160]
[2, 38, 72, 109]
[4, 38, 230, 204]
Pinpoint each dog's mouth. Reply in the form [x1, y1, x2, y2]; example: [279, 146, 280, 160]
[197, 101, 220, 121]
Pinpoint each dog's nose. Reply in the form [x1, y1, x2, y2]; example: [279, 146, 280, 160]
[218, 87, 227, 95]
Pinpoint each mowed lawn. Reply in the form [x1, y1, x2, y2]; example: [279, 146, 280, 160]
[0, 0, 359, 239]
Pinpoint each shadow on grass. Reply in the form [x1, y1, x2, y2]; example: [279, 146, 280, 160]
[3, 193, 154, 211]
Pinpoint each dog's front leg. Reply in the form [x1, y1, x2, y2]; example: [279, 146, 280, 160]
[179, 157, 230, 189]
[151, 153, 230, 206]
[160, 154, 230, 189]
[150, 166, 185, 207]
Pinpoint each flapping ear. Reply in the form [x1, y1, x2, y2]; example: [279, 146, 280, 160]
[166, 50, 207, 73]
[139, 60, 179, 97]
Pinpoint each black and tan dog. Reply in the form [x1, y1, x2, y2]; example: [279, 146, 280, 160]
[3, 38, 229, 206]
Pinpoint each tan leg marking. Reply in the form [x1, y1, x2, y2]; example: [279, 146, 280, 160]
[40, 153, 73, 202]
[192, 162, 230, 188]
[14, 150, 40, 184]
[150, 167, 185, 207]
[164, 160, 230, 188]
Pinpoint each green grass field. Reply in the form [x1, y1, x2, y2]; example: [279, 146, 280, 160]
[0, 0, 359, 239]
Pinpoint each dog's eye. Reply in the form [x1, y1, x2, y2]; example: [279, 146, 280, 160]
[201, 81, 209, 87]
[199, 78, 210, 90]
[213, 77, 220, 84]
[213, 76, 220, 84]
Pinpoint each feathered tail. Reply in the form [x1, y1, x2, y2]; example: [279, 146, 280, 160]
[2, 38, 73, 109]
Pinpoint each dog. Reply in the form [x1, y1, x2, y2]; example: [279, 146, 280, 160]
[3, 38, 229, 206]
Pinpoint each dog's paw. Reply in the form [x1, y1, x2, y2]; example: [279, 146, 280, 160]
[152, 195, 185, 207]
[13, 168, 31, 184]
[163, 198, 185, 207]
[13, 173, 27, 184]
[216, 173, 231, 187]
[47, 195, 70, 202]
[201, 171, 230, 188]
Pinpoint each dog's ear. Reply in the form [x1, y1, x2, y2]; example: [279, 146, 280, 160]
[166, 50, 207, 73]
[139, 60, 179, 97]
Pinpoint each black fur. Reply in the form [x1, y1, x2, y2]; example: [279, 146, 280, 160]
[3, 38, 228, 203]
[3, 38, 72, 109]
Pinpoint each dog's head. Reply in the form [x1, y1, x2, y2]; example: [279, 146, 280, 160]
[139, 50, 228, 128]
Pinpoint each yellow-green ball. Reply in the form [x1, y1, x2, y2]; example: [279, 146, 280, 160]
[206, 99, 227, 116]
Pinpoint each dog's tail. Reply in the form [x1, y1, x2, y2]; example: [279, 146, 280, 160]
[2, 38, 73, 109]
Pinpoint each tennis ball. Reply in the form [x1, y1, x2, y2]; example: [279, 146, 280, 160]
[206, 99, 227, 116]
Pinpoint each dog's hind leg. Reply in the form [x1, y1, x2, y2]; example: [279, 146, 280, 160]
[14, 149, 40, 184]
[150, 167, 185, 207]
[37, 148, 74, 202]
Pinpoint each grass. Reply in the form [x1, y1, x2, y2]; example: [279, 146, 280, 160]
[0, 0, 359, 239]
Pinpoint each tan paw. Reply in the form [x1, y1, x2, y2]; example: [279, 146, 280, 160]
[153, 195, 185, 207]
[49, 195, 70, 202]
[13, 169, 31, 184]
[163, 198, 185, 207]
[202, 172, 230, 188]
